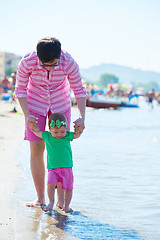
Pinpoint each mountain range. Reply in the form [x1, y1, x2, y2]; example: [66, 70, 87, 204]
[80, 63, 160, 86]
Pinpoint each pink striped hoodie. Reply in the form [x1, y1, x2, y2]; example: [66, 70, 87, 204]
[15, 50, 86, 116]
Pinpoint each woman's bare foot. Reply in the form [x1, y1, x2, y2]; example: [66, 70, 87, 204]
[45, 202, 54, 212]
[26, 199, 45, 207]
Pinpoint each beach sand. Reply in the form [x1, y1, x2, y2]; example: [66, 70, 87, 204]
[0, 101, 39, 240]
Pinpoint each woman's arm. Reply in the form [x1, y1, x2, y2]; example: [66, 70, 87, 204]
[18, 97, 31, 118]
[76, 97, 86, 121]
[73, 97, 86, 134]
[15, 55, 37, 126]
[18, 97, 37, 129]
[18, 99, 41, 138]
[64, 54, 86, 134]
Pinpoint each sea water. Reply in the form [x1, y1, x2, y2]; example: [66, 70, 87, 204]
[16, 100, 160, 240]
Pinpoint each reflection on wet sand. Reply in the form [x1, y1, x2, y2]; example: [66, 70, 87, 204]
[29, 207, 143, 240]
[30, 207, 72, 240]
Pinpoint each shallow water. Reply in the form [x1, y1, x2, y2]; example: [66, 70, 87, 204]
[16, 101, 160, 240]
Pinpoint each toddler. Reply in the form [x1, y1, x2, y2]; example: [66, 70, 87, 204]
[31, 112, 81, 213]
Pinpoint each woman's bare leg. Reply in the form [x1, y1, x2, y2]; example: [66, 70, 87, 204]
[26, 140, 45, 207]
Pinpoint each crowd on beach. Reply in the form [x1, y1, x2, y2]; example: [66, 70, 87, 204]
[84, 83, 160, 107]
[1, 73, 160, 110]
[1, 71, 160, 109]
[0, 72, 17, 112]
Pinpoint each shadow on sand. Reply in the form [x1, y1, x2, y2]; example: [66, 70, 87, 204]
[39, 206, 143, 240]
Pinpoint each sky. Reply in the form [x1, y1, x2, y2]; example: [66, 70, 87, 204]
[0, 0, 160, 72]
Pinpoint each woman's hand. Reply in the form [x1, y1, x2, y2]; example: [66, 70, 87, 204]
[73, 117, 85, 134]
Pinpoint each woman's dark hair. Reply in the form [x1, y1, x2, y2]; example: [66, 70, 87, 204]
[37, 37, 61, 63]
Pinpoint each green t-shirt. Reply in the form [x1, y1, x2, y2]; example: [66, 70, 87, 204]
[42, 131, 74, 169]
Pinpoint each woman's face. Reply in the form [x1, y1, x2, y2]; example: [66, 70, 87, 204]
[40, 59, 59, 71]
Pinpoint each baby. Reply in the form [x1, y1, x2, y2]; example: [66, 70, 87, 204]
[31, 112, 81, 213]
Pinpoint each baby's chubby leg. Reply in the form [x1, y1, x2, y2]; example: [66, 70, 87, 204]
[46, 183, 56, 211]
[64, 189, 72, 213]
[56, 182, 65, 209]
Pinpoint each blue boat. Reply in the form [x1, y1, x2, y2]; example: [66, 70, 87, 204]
[121, 102, 139, 108]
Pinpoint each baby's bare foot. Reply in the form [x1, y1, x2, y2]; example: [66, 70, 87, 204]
[56, 203, 63, 209]
[45, 202, 54, 212]
[63, 207, 73, 213]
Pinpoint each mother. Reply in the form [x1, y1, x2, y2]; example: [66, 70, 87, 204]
[15, 37, 86, 207]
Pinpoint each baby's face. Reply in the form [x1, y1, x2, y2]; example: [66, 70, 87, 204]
[50, 126, 66, 139]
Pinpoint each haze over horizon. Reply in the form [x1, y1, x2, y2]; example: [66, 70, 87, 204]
[0, 0, 160, 73]
[80, 62, 160, 73]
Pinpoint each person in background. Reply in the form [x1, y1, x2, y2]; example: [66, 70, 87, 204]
[2, 75, 11, 93]
[11, 72, 16, 92]
[0, 78, 3, 96]
[9, 72, 18, 113]
[15, 37, 86, 207]
[146, 89, 155, 109]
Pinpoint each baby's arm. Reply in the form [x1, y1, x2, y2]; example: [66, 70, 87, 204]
[33, 130, 42, 138]
[31, 122, 43, 138]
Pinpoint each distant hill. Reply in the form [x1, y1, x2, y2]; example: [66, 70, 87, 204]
[80, 63, 160, 86]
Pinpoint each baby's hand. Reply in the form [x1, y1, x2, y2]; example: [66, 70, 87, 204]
[27, 116, 40, 132]
[31, 122, 40, 132]
[74, 131, 82, 139]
